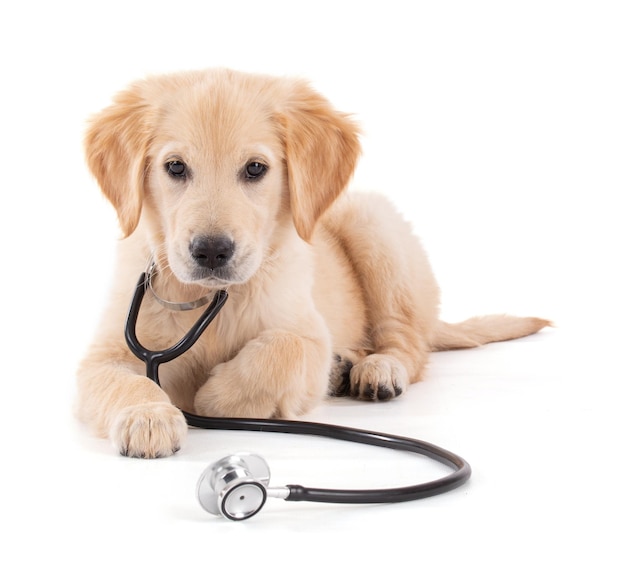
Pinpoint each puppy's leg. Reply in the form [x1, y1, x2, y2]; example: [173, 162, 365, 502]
[194, 328, 331, 418]
[327, 195, 440, 401]
[76, 342, 187, 458]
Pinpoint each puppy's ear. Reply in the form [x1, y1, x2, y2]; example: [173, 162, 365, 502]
[279, 83, 361, 242]
[84, 83, 155, 237]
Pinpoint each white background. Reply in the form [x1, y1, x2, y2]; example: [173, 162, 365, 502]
[1, 1, 624, 573]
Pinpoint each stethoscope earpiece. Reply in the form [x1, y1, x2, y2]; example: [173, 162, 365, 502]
[197, 453, 272, 520]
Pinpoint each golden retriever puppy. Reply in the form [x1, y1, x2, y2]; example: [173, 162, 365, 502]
[76, 69, 549, 458]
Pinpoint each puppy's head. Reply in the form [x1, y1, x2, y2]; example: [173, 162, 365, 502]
[85, 69, 360, 287]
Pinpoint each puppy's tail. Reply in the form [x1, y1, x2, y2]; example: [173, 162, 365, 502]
[430, 315, 552, 351]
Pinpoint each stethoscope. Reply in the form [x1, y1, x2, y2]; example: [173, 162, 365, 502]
[124, 265, 471, 520]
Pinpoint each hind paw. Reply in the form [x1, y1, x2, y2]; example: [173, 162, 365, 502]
[349, 354, 408, 401]
[328, 354, 353, 396]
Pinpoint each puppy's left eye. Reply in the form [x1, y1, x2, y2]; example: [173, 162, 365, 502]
[244, 161, 268, 180]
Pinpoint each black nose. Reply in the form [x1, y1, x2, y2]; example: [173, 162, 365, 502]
[189, 235, 235, 269]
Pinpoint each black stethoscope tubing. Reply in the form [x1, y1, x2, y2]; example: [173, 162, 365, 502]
[125, 271, 471, 505]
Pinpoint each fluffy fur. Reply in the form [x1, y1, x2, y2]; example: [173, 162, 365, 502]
[76, 69, 550, 458]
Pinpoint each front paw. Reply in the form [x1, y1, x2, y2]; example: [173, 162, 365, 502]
[194, 329, 330, 418]
[194, 361, 278, 418]
[349, 354, 408, 401]
[110, 402, 187, 458]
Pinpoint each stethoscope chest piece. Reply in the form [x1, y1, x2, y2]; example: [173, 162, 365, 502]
[197, 453, 271, 520]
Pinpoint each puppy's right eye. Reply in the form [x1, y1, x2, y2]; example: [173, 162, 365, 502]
[166, 160, 187, 179]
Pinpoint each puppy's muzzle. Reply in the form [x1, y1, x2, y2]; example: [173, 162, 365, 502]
[190, 235, 235, 270]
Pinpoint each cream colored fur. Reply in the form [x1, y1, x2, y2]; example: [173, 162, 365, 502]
[76, 69, 550, 458]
